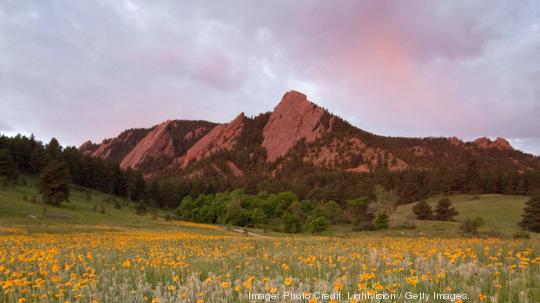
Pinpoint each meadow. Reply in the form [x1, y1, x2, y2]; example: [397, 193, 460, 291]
[1, 181, 540, 302]
[1, 231, 540, 302]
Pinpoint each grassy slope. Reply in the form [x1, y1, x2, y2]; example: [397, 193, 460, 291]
[0, 177, 230, 235]
[395, 194, 529, 235]
[0, 178, 533, 238]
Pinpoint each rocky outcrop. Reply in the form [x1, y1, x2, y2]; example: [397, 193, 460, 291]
[79, 140, 98, 156]
[179, 113, 245, 166]
[473, 137, 513, 150]
[448, 136, 463, 147]
[120, 120, 176, 169]
[262, 91, 327, 162]
[304, 137, 366, 167]
[227, 161, 244, 177]
[91, 139, 114, 160]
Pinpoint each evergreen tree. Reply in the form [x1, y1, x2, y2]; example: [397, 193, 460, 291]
[465, 160, 480, 193]
[434, 198, 459, 221]
[29, 145, 45, 173]
[412, 199, 433, 220]
[39, 160, 70, 206]
[0, 148, 17, 183]
[45, 138, 62, 163]
[519, 194, 540, 232]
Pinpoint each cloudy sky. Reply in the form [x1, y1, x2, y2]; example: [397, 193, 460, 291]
[1, 0, 539, 155]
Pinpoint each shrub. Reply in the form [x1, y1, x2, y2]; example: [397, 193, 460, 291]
[373, 213, 389, 230]
[282, 213, 303, 233]
[460, 217, 485, 234]
[307, 216, 329, 233]
[434, 198, 459, 221]
[412, 199, 432, 220]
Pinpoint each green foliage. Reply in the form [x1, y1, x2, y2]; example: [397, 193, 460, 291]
[282, 213, 303, 233]
[345, 197, 370, 225]
[368, 185, 399, 217]
[520, 195, 540, 232]
[39, 160, 70, 206]
[306, 215, 329, 233]
[373, 213, 389, 230]
[321, 200, 341, 223]
[175, 190, 325, 232]
[460, 217, 485, 234]
[412, 199, 432, 220]
[0, 148, 17, 184]
[434, 198, 459, 221]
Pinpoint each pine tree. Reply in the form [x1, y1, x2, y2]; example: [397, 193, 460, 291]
[465, 160, 480, 193]
[520, 195, 540, 232]
[412, 199, 433, 220]
[0, 148, 17, 183]
[434, 198, 459, 221]
[39, 160, 70, 206]
[45, 138, 62, 163]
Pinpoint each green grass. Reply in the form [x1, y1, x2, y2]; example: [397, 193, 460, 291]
[395, 194, 530, 235]
[1, 178, 534, 239]
[0, 176, 231, 235]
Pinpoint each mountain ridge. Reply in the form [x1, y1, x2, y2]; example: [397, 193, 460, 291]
[80, 90, 538, 178]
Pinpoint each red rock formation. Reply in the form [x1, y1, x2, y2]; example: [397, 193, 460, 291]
[79, 140, 98, 156]
[493, 137, 512, 150]
[473, 137, 513, 150]
[347, 164, 370, 173]
[227, 161, 244, 177]
[120, 120, 176, 169]
[180, 113, 245, 166]
[304, 137, 366, 167]
[448, 136, 463, 147]
[262, 91, 327, 162]
[91, 139, 114, 159]
[184, 126, 209, 141]
[474, 137, 491, 149]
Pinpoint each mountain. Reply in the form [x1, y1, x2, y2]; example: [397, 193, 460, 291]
[81, 90, 538, 175]
[80, 90, 540, 202]
[80, 120, 215, 174]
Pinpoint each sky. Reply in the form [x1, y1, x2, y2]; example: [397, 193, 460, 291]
[1, 0, 539, 155]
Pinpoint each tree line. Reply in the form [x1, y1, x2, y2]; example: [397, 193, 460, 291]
[0, 134, 146, 205]
[1, 133, 540, 233]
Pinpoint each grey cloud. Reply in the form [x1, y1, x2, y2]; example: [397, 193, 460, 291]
[0, 0, 539, 155]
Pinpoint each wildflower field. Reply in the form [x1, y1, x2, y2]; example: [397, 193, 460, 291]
[1, 228, 539, 303]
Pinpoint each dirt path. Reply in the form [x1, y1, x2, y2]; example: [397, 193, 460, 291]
[231, 228, 271, 238]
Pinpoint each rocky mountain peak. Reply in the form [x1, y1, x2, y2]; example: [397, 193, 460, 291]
[262, 91, 328, 162]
